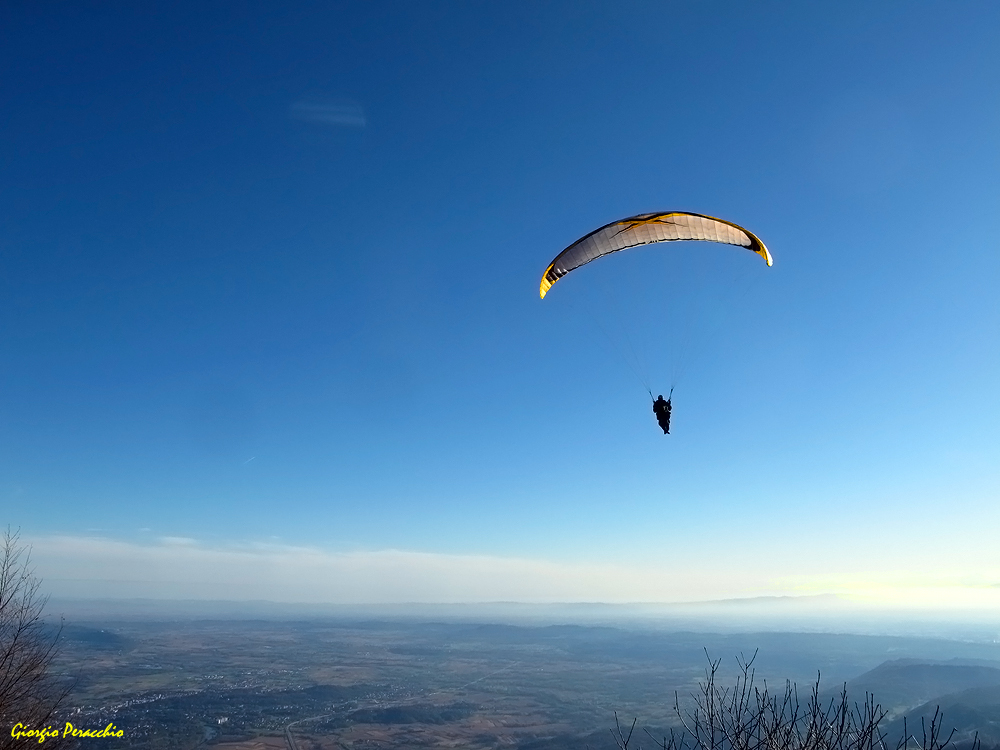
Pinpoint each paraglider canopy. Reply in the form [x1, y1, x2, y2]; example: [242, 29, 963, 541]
[539, 211, 771, 299]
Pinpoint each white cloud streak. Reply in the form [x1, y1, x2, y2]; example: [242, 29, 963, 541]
[27, 535, 761, 603]
[290, 100, 366, 128]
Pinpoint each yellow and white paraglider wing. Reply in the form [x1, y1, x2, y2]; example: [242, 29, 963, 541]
[539, 212, 771, 298]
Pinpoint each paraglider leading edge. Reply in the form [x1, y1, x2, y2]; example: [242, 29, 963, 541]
[538, 211, 772, 299]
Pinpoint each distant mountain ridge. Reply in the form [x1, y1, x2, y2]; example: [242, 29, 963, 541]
[886, 683, 1000, 749]
[846, 659, 1000, 716]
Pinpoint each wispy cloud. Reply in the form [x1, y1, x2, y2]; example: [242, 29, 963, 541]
[26, 534, 761, 604]
[159, 536, 197, 546]
[290, 99, 366, 128]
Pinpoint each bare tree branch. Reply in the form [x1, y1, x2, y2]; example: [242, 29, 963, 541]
[0, 527, 74, 749]
[621, 652, 980, 750]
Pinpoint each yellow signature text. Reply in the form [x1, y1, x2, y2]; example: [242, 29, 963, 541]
[10, 722, 124, 743]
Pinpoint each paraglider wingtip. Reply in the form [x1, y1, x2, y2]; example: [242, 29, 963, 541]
[539, 264, 556, 299]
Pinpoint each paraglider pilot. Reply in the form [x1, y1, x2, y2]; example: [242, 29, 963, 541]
[653, 394, 671, 434]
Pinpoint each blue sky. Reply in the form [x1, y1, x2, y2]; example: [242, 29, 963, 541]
[3, 2, 999, 604]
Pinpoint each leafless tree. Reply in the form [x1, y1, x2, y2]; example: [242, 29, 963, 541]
[0, 527, 73, 748]
[611, 651, 980, 750]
